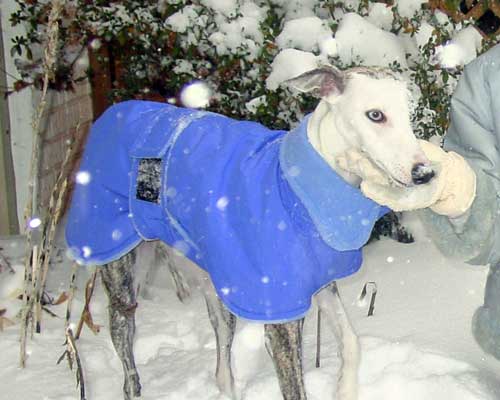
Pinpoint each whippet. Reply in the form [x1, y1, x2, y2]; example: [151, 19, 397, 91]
[66, 65, 434, 400]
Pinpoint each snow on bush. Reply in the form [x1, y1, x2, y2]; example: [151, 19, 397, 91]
[8, 0, 497, 242]
[10, 0, 497, 136]
[335, 12, 409, 68]
[266, 49, 319, 91]
[275, 16, 332, 52]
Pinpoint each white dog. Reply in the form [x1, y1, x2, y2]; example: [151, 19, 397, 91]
[66, 65, 437, 400]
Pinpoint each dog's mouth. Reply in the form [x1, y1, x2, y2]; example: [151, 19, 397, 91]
[376, 162, 436, 188]
[367, 155, 411, 188]
[388, 176, 409, 187]
[357, 149, 433, 188]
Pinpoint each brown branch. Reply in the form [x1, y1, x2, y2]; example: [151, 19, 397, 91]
[57, 327, 87, 400]
[35, 133, 80, 331]
[20, 0, 66, 368]
[0, 249, 15, 274]
[75, 270, 100, 339]
[65, 262, 79, 331]
[0, 308, 15, 331]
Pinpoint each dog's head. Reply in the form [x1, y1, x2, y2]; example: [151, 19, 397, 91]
[286, 66, 433, 187]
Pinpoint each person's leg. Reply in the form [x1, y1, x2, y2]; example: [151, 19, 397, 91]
[472, 262, 500, 359]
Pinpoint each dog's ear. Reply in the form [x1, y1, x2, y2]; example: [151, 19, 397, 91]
[284, 66, 345, 99]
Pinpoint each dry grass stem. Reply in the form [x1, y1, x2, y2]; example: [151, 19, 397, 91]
[0, 309, 15, 331]
[19, 0, 66, 368]
[57, 327, 87, 400]
[0, 250, 15, 274]
[65, 262, 79, 331]
[75, 270, 100, 339]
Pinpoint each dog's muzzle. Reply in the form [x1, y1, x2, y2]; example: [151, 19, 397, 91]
[411, 163, 435, 185]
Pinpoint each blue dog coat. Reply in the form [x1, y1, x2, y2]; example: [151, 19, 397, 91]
[66, 101, 388, 322]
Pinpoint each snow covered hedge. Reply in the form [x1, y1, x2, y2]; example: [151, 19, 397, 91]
[10, 0, 497, 138]
[9, 0, 497, 241]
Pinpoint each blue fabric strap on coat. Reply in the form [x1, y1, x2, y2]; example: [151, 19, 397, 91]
[66, 100, 388, 322]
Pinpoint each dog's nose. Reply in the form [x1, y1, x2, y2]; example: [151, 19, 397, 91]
[411, 163, 435, 185]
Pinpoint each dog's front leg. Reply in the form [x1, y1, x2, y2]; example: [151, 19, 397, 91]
[101, 250, 142, 400]
[316, 282, 359, 400]
[265, 319, 307, 400]
[203, 284, 237, 398]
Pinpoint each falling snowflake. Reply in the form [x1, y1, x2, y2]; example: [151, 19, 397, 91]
[112, 229, 123, 241]
[287, 166, 301, 177]
[216, 197, 229, 211]
[28, 217, 42, 229]
[180, 80, 212, 108]
[277, 221, 287, 231]
[261, 276, 270, 284]
[166, 187, 177, 198]
[76, 171, 91, 185]
[82, 246, 92, 258]
[89, 38, 102, 50]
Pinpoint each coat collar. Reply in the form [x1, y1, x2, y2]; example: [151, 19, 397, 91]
[279, 115, 388, 251]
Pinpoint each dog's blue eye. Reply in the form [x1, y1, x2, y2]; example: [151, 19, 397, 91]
[366, 110, 386, 123]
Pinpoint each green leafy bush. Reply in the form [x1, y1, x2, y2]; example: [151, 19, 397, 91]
[9, 0, 498, 241]
[10, 1, 494, 131]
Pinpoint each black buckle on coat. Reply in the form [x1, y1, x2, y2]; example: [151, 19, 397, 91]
[136, 158, 162, 203]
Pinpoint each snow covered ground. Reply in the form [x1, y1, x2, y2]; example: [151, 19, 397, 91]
[1, 0, 497, 398]
[1, 214, 500, 400]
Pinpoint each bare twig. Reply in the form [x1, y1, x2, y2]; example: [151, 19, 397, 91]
[19, 249, 32, 367]
[0, 249, 15, 274]
[20, 245, 39, 365]
[57, 327, 87, 400]
[65, 263, 79, 331]
[75, 270, 100, 339]
[35, 141, 74, 331]
[20, 0, 66, 368]
[30, 245, 40, 338]
[358, 282, 378, 317]
[315, 309, 322, 368]
[57, 264, 89, 400]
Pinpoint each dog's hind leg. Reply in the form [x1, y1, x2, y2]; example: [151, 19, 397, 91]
[316, 282, 359, 400]
[155, 242, 191, 303]
[265, 319, 307, 400]
[203, 284, 237, 399]
[101, 250, 142, 400]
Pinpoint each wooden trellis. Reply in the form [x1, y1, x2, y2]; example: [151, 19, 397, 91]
[430, 0, 500, 36]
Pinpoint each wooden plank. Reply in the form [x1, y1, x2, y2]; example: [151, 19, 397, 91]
[88, 45, 113, 120]
[0, 13, 20, 235]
